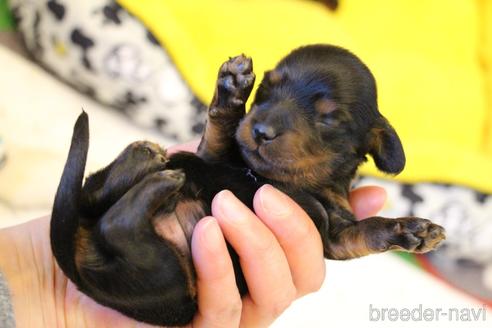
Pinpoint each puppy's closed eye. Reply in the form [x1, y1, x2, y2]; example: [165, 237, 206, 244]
[317, 114, 336, 127]
[311, 91, 329, 102]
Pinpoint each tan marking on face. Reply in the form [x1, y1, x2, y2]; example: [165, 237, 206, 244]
[236, 111, 257, 150]
[315, 99, 337, 115]
[238, 114, 335, 188]
[266, 70, 283, 85]
[262, 130, 332, 175]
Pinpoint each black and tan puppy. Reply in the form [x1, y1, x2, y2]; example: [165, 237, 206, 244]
[51, 44, 445, 326]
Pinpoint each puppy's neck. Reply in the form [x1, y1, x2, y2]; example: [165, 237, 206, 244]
[310, 158, 361, 207]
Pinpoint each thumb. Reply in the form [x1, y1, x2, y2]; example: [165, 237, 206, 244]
[349, 186, 387, 220]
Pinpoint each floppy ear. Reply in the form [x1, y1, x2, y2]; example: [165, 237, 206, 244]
[369, 117, 406, 174]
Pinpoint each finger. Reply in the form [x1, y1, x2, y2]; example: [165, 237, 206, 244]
[349, 186, 387, 220]
[211, 190, 296, 325]
[253, 185, 325, 297]
[191, 217, 242, 328]
[167, 139, 200, 154]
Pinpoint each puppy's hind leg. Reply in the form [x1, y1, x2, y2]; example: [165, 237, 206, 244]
[92, 169, 186, 267]
[80, 141, 169, 216]
[197, 55, 255, 163]
[76, 169, 198, 325]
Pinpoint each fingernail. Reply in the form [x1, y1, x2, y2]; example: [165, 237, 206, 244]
[201, 217, 222, 252]
[215, 190, 247, 223]
[259, 184, 293, 218]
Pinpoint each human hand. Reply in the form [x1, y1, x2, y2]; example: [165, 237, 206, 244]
[173, 140, 387, 327]
[0, 141, 386, 328]
[190, 184, 385, 328]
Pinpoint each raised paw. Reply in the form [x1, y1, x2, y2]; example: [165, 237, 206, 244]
[389, 218, 446, 253]
[211, 54, 256, 116]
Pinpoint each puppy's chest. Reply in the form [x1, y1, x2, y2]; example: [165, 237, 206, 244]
[169, 164, 266, 208]
[165, 152, 349, 234]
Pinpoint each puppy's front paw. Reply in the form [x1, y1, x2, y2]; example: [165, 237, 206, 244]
[211, 55, 255, 116]
[389, 218, 446, 253]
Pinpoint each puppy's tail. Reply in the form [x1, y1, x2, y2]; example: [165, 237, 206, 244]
[50, 111, 89, 284]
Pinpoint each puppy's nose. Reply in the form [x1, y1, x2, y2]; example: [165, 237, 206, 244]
[252, 123, 277, 142]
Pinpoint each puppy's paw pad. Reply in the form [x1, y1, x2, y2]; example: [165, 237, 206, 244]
[219, 54, 253, 77]
[392, 218, 446, 253]
[213, 54, 255, 112]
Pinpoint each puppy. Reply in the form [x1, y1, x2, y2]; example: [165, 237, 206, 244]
[51, 44, 445, 326]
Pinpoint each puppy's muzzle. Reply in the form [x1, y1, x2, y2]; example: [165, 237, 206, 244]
[252, 123, 278, 143]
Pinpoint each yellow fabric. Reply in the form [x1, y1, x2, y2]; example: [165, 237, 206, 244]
[118, 0, 492, 193]
[481, 0, 492, 157]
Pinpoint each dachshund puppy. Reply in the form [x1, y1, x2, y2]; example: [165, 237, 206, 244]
[51, 44, 445, 326]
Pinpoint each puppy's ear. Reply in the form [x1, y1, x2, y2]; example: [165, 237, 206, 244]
[369, 117, 405, 174]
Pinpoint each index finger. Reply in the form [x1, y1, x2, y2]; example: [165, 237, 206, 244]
[252, 185, 325, 297]
[167, 140, 200, 154]
[191, 217, 242, 327]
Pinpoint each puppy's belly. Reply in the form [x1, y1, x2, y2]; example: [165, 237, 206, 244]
[152, 199, 206, 296]
[153, 199, 206, 253]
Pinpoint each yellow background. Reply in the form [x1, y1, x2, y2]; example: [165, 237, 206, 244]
[119, 0, 492, 193]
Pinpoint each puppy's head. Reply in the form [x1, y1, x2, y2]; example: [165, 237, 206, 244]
[236, 45, 405, 188]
